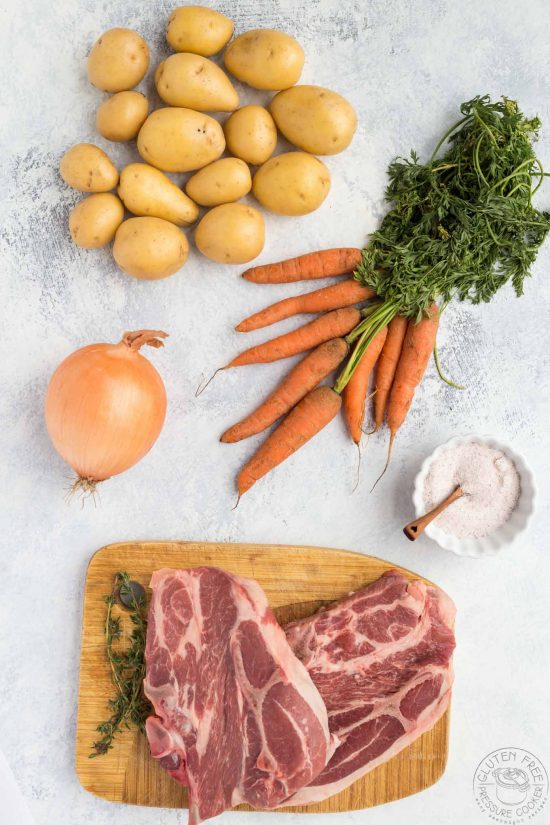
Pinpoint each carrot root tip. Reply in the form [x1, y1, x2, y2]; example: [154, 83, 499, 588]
[352, 442, 362, 494]
[370, 431, 395, 492]
[195, 368, 222, 397]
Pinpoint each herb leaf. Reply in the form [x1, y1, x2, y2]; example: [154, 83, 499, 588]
[90, 572, 151, 757]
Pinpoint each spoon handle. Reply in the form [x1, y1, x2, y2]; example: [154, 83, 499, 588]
[403, 486, 464, 541]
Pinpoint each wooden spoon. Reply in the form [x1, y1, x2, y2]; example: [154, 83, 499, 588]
[404, 486, 464, 541]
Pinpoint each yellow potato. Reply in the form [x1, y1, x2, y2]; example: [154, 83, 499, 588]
[224, 29, 304, 91]
[69, 193, 124, 248]
[60, 143, 118, 192]
[223, 105, 277, 165]
[156, 53, 239, 112]
[118, 163, 198, 226]
[154, 60, 165, 87]
[195, 203, 264, 263]
[167, 6, 234, 56]
[186, 158, 251, 207]
[252, 152, 330, 216]
[137, 107, 225, 172]
[96, 92, 149, 142]
[87, 28, 149, 93]
[270, 85, 357, 155]
[113, 217, 189, 279]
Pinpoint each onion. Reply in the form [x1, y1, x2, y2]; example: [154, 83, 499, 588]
[45, 330, 168, 492]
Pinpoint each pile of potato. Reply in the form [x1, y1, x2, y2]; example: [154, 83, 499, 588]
[60, 7, 357, 280]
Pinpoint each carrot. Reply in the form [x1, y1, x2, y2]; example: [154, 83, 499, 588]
[222, 339, 348, 443]
[235, 280, 374, 333]
[237, 387, 342, 495]
[386, 305, 439, 458]
[373, 315, 408, 431]
[226, 307, 361, 368]
[242, 248, 363, 284]
[342, 326, 388, 443]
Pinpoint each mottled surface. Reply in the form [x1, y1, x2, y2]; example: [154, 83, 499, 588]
[1, 0, 549, 824]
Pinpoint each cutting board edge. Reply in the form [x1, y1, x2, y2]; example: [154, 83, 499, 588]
[86, 539, 439, 589]
[74, 730, 450, 814]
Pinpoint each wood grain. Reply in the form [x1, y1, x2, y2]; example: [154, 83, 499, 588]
[76, 541, 451, 813]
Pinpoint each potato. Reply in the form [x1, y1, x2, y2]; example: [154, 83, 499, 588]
[87, 28, 149, 93]
[186, 158, 251, 207]
[252, 152, 330, 216]
[137, 107, 225, 172]
[96, 92, 149, 142]
[118, 163, 198, 226]
[195, 204, 264, 263]
[69, 193, 124, 248]
[223, 105, 277, 165]
[156, 53, 239, 112]
[113, 217, 189, 279]
[167, 6, 233, 56]
[154, 61, 165, 87]
[60, 143, 118, 192]
[224, 29, 304, 91]
[270, 85, 357, 155]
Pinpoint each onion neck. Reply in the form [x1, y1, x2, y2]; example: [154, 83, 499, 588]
[121, 330, 169, 352]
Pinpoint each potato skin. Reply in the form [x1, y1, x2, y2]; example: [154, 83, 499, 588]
[154, 60, 165, 87]
[137, 107, 225, 173]
[186, 158, 251, 207]
[270, 85, 357, 155]
[60, 143, 118, 192]
[96, 92, 149, 142]
[195, 203, 265, 263]
[167, 6, 234, 56]
[69, 193, 124, 248]
[113, 217, 189, 280]
[118, 163, 198, 226]
[87, 28, 149, 93]
[252, 152, 330, 216]
[223, 105, 277, 165]
[224, 29, 304, 91]
[156, 53, 239, 112]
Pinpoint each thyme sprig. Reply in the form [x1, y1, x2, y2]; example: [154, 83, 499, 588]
[90, 572, 151, 757]
[336, 95, 550, 393]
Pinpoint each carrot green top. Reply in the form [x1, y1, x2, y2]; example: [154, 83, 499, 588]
[335, 95, 550, 395]
[355, 95, 550, 319]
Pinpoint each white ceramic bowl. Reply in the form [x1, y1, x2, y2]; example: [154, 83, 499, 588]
[412, 435, 536, 558]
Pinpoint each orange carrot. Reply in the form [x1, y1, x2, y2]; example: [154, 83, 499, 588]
[226, 308, 361, 368]
[386, 305, 439, 458]
[373, 315, 408, 431]
[236, 280, 374, 333]
[221, 339, 348, 443]
[342, 326, 388, 443]
[237, 386, 342, 495]
[242, 248, 363, 284]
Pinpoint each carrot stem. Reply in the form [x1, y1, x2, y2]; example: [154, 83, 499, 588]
[433, 344, 465, 389]
[334, 302, 398, 394]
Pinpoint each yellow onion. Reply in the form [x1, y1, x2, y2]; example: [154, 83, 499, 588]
[45, 330, 168, 491]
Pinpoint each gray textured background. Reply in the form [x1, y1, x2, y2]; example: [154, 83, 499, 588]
[1, 0, 550, 823]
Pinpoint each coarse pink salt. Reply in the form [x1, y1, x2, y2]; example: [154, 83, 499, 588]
[423, 442, 520, 539]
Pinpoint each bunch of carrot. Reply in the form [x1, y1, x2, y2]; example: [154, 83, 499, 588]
[216, 247, 439, 497]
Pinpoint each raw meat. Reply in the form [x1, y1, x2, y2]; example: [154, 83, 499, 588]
[143, 567, 332, 824]
[282, 570, 456, 805]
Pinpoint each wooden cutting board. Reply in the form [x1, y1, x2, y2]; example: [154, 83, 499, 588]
[76, 541, 451, 813]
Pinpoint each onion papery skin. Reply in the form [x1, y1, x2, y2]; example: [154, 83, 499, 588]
[45, 332, 167, 482]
